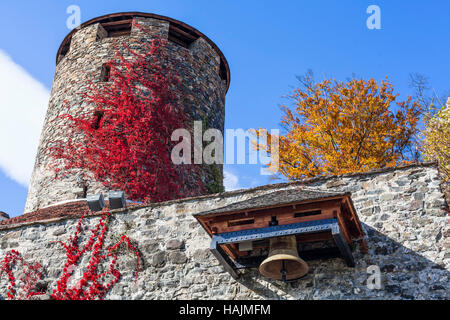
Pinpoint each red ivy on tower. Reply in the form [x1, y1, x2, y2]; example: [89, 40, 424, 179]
[46, 22, 203, 203]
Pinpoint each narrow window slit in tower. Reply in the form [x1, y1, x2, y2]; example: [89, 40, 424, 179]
[219, 60, 227, 81]
[57, 37, 72, 64]
[101, 19, 132, 38]
[100, 64, 111, 82]
[93, 111, 104, 130]
[82, 185, 88, 198]
[168, 24, 198, 48]
[60, 38, 71, 57]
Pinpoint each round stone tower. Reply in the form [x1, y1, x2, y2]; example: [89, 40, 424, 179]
[25, 12, 230, 213]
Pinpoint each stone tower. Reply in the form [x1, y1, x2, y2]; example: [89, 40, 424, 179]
[25, 12, 230, 213]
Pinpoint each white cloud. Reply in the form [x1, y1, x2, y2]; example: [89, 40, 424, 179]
[223, 170, 240, 191]
[0, 50, 49, 186]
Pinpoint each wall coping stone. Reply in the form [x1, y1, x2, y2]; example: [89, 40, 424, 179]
[1, 161, 441, 232]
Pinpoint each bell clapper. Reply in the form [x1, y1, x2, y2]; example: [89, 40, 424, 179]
[281, 260, 287, 283]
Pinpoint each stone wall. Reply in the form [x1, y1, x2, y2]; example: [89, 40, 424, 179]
[2, 163, 448, 300]
[25, 15, 228, 213]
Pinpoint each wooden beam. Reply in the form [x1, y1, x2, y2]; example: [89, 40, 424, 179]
[250, 232, 333, 250]
[168, 35, 189, 48]
[101, 19, 133, 27]
[169, 24, 197, 41]
[206, 201, 340, 234]
[335, 208, 352, 244]
[332, 224, 355, 267]
[204, 199, 341, 225]
[344, 195, 365, 238]
[210, 238, 239, 279]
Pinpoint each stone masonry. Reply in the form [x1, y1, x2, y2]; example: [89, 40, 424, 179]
[25, 13, 229, 213]
[1, 163, 448, 300]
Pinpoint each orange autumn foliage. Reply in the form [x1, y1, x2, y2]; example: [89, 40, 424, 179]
[255, 75, 422, 180]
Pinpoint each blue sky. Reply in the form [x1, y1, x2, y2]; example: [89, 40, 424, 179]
[0, 0, 449, 217]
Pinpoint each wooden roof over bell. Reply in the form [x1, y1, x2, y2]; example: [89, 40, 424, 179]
[195, 187, 367, 261]
[194, 189, 349, 217]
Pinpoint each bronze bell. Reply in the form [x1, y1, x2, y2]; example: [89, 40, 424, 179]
[259, 235, 309, 282]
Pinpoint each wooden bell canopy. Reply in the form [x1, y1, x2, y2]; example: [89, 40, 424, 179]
[194, 188, 367, 280]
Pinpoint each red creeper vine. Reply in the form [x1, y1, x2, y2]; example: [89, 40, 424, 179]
[0, 250, 44, 300]
[51, 210, 140, 300]
[1, 211, 140, 300]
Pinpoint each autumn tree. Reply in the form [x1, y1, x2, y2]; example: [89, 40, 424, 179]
[254, 73, 422, 179]
[422, 97, 450, 183]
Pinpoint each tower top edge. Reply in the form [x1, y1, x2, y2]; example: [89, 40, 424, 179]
[56, 11, 230, 91]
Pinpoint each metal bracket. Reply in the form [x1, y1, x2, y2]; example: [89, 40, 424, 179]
[213, 218, 338, 244]
[209, 218, 356, 278]
[331, 223, 355, 267]
[210, 237, 240, 279]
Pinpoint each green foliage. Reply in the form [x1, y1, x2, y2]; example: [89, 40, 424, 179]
[205, 164, 225, 194]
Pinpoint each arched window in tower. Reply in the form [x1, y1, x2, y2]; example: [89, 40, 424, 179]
[57, 37, 72, 65]
[219, 59, 227, 81]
